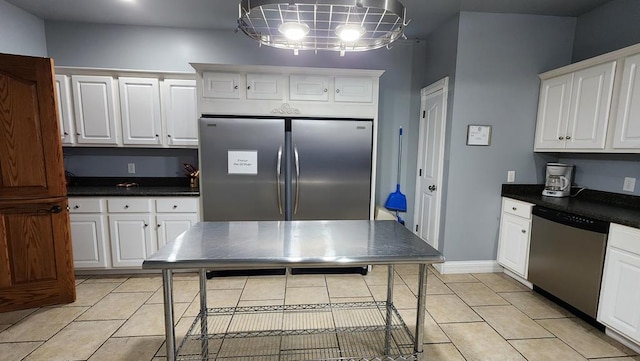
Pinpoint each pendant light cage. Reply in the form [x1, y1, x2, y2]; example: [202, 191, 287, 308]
[238, 0, 408, 53]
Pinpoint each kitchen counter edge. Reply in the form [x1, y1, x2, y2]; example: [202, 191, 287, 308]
[501, 184, 640, 229]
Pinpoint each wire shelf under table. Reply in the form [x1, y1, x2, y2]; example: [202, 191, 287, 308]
[175, 301, 418, 361]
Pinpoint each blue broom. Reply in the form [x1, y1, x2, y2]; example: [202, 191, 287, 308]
[385, 127, 407, 222]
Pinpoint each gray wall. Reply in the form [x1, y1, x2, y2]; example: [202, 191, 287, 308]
[44, 22, 423, 207]
[572, 0, 640, 62]
[437, 12, 576, 261]
[0, 0, 46, 56]
[63, 148, 198, 178]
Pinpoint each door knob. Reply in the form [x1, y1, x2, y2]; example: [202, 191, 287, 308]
[428, 185, 437, 192]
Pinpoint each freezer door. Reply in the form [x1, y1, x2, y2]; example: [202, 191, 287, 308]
[199, 117, 285, 221]
[291, 119, 372, 220]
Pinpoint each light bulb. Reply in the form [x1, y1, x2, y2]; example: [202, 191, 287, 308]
[336, 24, 366, 42]
[278, 22, 310, 41]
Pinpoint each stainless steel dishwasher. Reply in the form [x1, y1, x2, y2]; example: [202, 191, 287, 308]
[528, 206, 609, 318]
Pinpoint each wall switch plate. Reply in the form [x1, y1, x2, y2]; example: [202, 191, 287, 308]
[507, 171, 516, 183]
[623, 177, 636, 192]
[127, 163, 136, 174]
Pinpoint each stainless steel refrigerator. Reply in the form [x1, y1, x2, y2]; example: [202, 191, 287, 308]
[199, 116, 373, 222]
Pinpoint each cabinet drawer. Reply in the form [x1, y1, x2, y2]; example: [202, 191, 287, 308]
[69, 198, 104, 213]
[107, 198, 152, 213]
[609, 223, 640, 254]
[502, 198, 533, 219]
[156, 198, 199, 213]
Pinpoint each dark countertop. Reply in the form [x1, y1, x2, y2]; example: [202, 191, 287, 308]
[502, 184, 640, 229]
[66, 177, 200, 197]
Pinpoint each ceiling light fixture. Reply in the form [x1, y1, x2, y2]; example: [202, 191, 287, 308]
[278, 22, 310, 41]
[238, 0, 409, 55]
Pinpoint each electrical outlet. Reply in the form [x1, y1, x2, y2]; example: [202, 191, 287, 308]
[507, 171, 516, 183]
[623, 177, 636, 192]
[127, 163, 136, 174]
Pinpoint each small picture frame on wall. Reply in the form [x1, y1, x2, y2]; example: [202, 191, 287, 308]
[466, 125, 492, 146]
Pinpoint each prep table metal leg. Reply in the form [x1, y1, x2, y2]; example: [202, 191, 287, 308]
[384, 264, 395, 355]
[162, 269, 176, 361]
[199, 269, 209, 360]
[415, 264, 428, 361]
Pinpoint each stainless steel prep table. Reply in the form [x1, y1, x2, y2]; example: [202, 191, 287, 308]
[143, 220, 444, 361]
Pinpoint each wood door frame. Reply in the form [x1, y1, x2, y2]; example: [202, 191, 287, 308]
[412, 77, 448, 250]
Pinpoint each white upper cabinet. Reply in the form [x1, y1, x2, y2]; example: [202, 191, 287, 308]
[71, 75, 119, 145]
[246, 73, 285, 100]
[613, 53, 640, 149]
[289, 75, 330, 101]
[54, 75, 75, 145]
[334, 76, 374, 103]
[534, 61, 615, 151]
[535, 73, 573, 149]
[119, 77, 162, 146]
[202, 72, 241, 99]
[161, 79, 198, 147]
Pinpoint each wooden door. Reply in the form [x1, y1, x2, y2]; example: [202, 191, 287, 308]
[0, 53, 67, 199]
[0, 53, 76, 312]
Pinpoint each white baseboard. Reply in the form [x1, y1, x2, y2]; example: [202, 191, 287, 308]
[433, 260, 503, 274]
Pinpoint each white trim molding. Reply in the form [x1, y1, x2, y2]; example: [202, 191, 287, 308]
[433, 260, 503, 275]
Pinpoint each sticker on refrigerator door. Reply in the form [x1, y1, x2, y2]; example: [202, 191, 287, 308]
[228, 150, 258, 175]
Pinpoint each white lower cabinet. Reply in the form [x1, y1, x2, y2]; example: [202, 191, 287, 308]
[598, 223, 640, 346]
[69, 196, 199, 270]
[69, 198, 110, 269]
[497, 198, 533, 279]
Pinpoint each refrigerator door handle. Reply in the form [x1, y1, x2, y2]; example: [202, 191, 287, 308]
[276, 145, 283, 215]
[294, 145, 300, 214]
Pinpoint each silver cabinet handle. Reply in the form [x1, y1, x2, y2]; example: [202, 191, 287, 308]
[521, 229, 526, 233]
[124, 205, 129, 209]
[172, 205, 177, 209]
[566, 135, 571, 140]
[74, 205, 80, 209]
[512, 207, 517, 211]
[294, 146, 300, 214]
[234, 85, 238, 90]
[276, 145, 283, 215]
[559, 136, 564, 140]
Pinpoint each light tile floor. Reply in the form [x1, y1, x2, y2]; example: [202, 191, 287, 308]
[0, 265, 639, 361]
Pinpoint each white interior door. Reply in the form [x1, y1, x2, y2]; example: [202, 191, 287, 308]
[413, 78, 448, 249]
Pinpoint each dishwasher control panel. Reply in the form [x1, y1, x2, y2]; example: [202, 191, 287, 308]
[532, 206, 610, 234]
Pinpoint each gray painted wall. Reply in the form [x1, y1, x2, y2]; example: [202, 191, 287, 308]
[557, 154, 640, 196]
[0, 0, 46, 56]
[44, 22, 423, 210]
[439, 12, 576, 261]
[63, 148, 198, 178]
[572, 0, 640, 62]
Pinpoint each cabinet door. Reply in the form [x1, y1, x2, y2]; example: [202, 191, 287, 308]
[70, 214, 109, 269]
[289, 75, 329, 101]
[598, 224, 640, 343]
[156, 214, 198, 248]
[119, 77, 162, 146]
[613, 54, 640, 149]
[108, 214, 154, 268]
[598, 247, 640, 342]
[202, 72, 241, 99]
[565, 61, 616, 149]
[246, 73, 284, 100]
[534, 73, 573, 150]
[161, 79, 198, 147]
[334, 76, 373, 103]
[71, 75, 118, 145]
[497, 212, 531, 278]
[55, 75, 75, 145]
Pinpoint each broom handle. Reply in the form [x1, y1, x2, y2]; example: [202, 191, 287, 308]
[397, 127, 403, 185]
